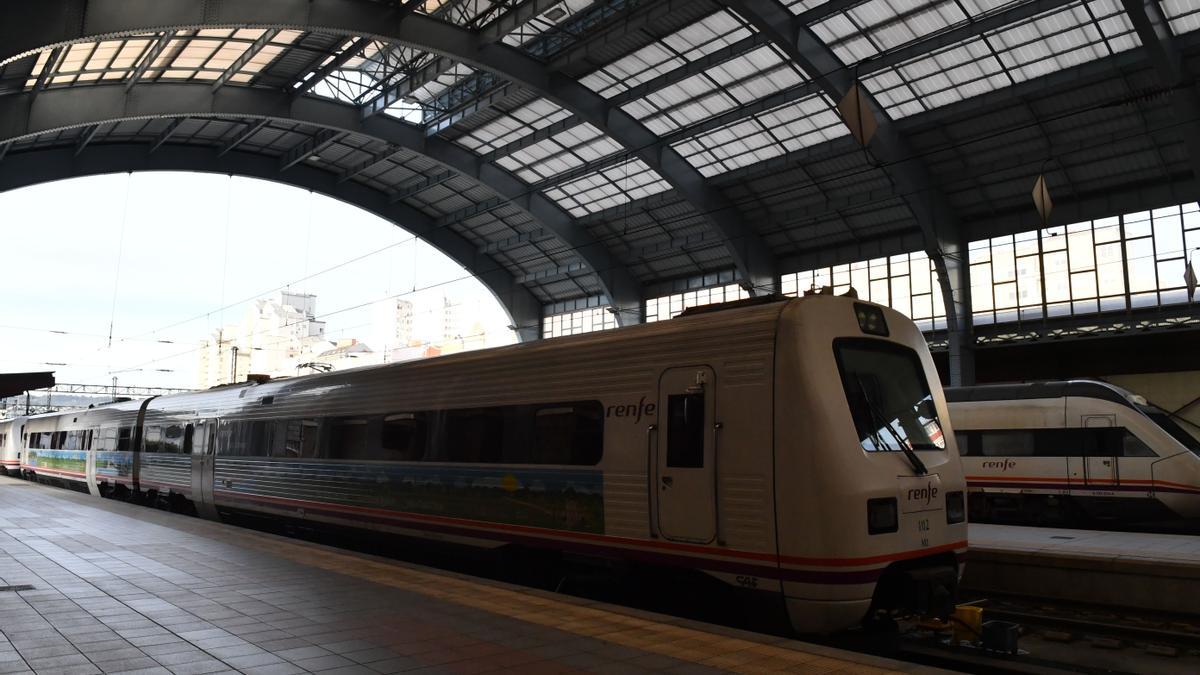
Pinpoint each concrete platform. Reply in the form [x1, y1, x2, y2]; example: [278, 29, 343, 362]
[0, 477, 935, 675]
[963, 523, 1200, 616]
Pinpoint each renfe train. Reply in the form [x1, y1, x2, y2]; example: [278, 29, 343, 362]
[4, 295, 966, 633]
[947, 380, 1200, 525]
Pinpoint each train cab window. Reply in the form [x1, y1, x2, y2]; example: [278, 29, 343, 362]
[381, 414, 426, 461]
[666, 393, 705, 468]
[329, 419, 370, 460]
[441, 408, 503, 463]
[117, 427, 132, 451]
[834, 339, 945, 453]
[1121, 432, 1157, 458]
[533, 403, 603, 465]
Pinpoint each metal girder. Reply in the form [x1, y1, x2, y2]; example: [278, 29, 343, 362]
[0, 142, 544, 342]
[218, 118, 271, 156]
[425, 81, 517, 135]
[479, 0, 563, 44]
[0, 81, 642, 324]
[0, 141, 10, 162]
[278, 128, 345, 171]
[74, 124, 101, 156]
[1121, 0, 1200, 192]
[125, 31, 175, 92]
[32, 46, 64, 96]
[388, 169, 456, 202]
[724, 0, 975, 384]
[0, 0, 776, 296]
[289, 38, 370, 97]
[212, 27, 279, 91]
[337, 144, 401, 183]
[361, 55, 456, 117]
[149, 117, 185, 153]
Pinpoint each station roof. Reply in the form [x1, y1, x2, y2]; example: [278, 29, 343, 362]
[0, 0, 1197, 331]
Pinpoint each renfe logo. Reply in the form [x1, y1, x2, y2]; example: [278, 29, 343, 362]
[981, 459, 1017, 472]
[606, 396, 656, 423]
[907, 483, 939, 505]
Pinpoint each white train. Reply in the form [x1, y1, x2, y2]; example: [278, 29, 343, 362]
[947, 380, 1200, 525]
[0, 415, 25, 474]
[6, 295, 966, 633]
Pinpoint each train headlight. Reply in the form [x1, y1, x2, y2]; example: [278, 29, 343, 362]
[854, 303, 889, 337]
[867, 497, 898, 534]
[946, 491, 965, 524]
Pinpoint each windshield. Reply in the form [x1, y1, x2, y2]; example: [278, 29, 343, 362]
[834, 338, 946, 453]
[1139, 406, 1200, 456]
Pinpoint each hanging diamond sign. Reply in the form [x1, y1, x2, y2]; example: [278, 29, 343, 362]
[838, 84, 877, 148]
[1032, 174, 1053, 227]
[1186, 257, 1197, 302]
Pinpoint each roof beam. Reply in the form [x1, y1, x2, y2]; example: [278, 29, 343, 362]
[74, 124, 101, 156]
[724, 0, 974, 382]
[148, 117, 185, 153]
[125, 31, 175, 92]
[388, 169, 456, 202]
[279, 128, 345, 171]
[212, 27, 279, 91]
[0, 141, 11, 162]
[218, 118, 270, 157]
[289, 37, 370, 97]
[337, 144, 401, 183]
[1120, 0, 1200, 191]
[31, 46, 64, 97]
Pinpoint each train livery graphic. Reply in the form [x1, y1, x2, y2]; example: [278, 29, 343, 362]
[4, 295, 967, 633]
[947, 380, 1200, 524]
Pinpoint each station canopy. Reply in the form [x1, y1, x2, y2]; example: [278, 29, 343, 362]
[0, 0, 1197, 331]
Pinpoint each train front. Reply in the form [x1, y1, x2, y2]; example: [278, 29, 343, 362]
[774, 295, 968, 633]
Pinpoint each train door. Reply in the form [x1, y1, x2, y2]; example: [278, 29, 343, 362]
[190, 420, 219, 520]
[654, 366, 716, 543]
[1082, 415, 1118, 487]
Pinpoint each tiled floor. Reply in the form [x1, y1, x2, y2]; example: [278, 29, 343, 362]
[0, 477, 928, 674]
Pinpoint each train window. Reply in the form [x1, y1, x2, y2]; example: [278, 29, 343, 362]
[982, 431, 1034, 456]
[1140, 408, 1200, 456]
[117, 427, 132, 451]
[1121, 432, 1156, 458]
[329, 419, 370, 460]
[666, 393, 705, 468]
[381, 414, 426, 461]
[535, 403, 603, 465]
[442, 408, 504, 463]
[161, 425, 184, 453]
[191, 421, 211, 455]
[834, 339, 944, 453]
[143, 426, 162, 452]
[183, 425, 194, 454]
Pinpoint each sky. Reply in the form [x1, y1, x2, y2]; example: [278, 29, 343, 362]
[0, 172, 514, 390]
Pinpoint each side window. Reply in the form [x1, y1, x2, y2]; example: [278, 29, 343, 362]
[329, 419, 369, 460]
[143, 426, 162, 452]
[381, 414, 425, 461]
[249, 421, 272, 457]
[532, 403, 603, 465]
[117, 427, 133, 451]
[183, 424, 194, 454]
[443, 408, 503, 463]
[1121, 431, 1157, 457]
[162, 425, 184, 453]
[217, 421, 247, 456]
[981, 430, 1035, 456]
[666, 393, 705, 468]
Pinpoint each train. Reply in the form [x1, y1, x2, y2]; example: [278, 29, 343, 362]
[3, 295, 967, 633]
[947, 380, 1200, 526]
[0, 414, 25, 473]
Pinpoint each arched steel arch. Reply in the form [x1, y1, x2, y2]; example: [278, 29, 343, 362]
[724, 0, 976, 385]
[0, 81, 644, 327]
[0, 142, 546, 342]
[0, 0, 778, 295]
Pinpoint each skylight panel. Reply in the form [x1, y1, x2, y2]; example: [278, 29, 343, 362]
[1162, 0, 1200, 34]
[625, 77, 741, 135]
[544, 159, 671, 217]
[704, 46, 805, 102]
[452, 99, 573, 154]
[990, 1, 1139, 84]
[813, 0, 969, 65]
[672, 94, 846, 177]
[783, 0, 829, 13]
[582, 10, 756, 99]
[864, 38, 1009, 117]
[496, 124, 623, 184]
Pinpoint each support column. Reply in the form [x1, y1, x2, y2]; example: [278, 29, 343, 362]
[930, 235, 975, 386]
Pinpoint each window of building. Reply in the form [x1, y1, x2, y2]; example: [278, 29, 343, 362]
[645, 283, 750, 322]
[782, 251, 946, 331]
[542, 307, 617, 338]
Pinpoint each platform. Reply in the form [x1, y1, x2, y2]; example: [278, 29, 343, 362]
[962, 523, 1200, 616]
[0, 477, 935, 675]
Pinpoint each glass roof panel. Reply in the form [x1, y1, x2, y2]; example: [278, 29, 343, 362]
[1162, 0, 1200, 34]
[812, 1, 970, 64]
[672, 94, 846, 177]
[544, 159, 672, 217]
[582, 11, 756, 98]
[495, 124, 624, 184]
[783, 0, 830, 14]
[500, 0, 594, 48]
[452, 99, 574, 153]
[861, 0, 1140, 118]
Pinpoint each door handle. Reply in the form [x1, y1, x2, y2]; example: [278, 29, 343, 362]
[661, 476, 673, 489]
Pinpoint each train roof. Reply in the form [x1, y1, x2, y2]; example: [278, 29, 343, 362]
[944, 379, 1137, 407]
